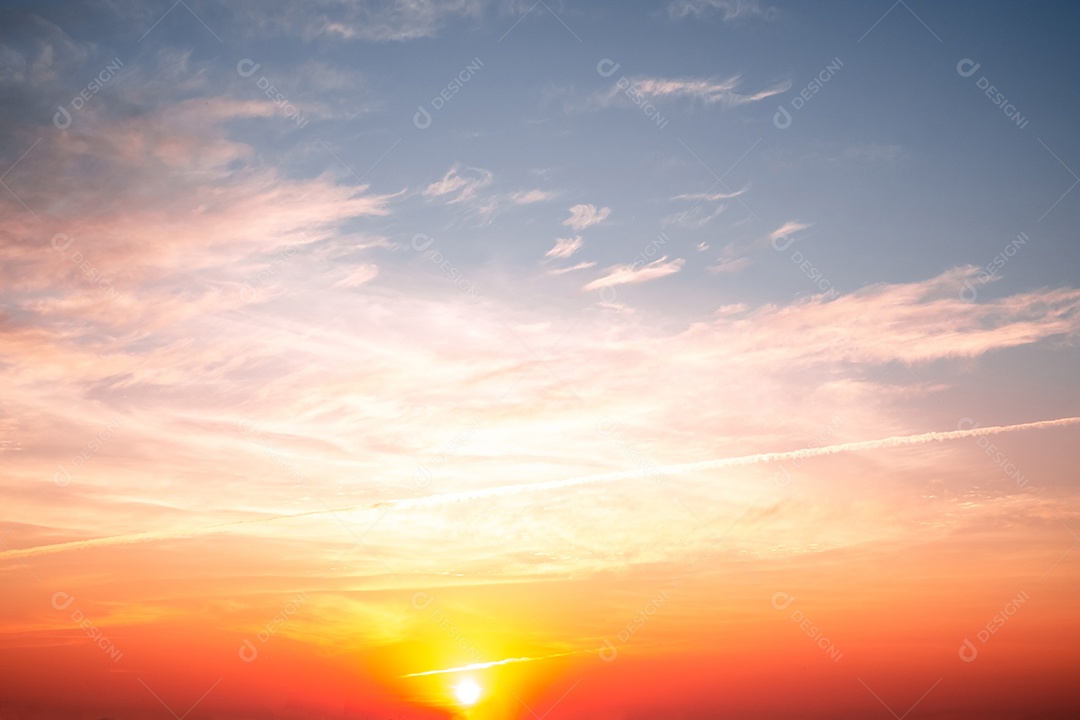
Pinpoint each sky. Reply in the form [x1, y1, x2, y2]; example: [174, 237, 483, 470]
[1, 0, 1080, 718]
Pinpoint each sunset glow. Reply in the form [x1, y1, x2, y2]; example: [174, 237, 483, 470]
[2, 1, 1080, 719]
[454, 679, 482, 706]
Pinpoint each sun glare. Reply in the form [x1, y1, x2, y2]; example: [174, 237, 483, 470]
[454, 678, 482, 706]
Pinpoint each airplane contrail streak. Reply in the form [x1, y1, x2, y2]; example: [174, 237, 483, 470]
[382, 415, 1080, 509]
[2, 416, 1076, 561]
[399, 651, 580, 678]
[0, 507, 351, 561]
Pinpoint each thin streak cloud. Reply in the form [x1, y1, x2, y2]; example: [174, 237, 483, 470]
[399, 651, 579, 678]
[5, 416, 1075, 562]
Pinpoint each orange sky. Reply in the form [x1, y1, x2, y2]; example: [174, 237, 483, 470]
[4, 421, 1080, 718]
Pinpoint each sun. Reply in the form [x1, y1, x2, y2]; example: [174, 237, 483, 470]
[454, 678, 482, 706]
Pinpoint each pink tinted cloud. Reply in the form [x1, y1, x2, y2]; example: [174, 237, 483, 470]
[583, 256, 685, 290]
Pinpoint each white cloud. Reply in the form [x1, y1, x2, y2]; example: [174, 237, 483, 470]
[548, 261, 597, 275]
[665, 205, 726, 229]
[546, 236, 583, 259]
[672, 188, 747, 202]
[256, 0, 486, 42]
[669, 0, 779, 21]
[768, 221, 811, 242]
[633, 76, 739, 103]
[563, 203, 611, 231]
[603, 76, 790, 108]
[511, 189, 557, 205]
[583, 257, 685, 290]
[705, 243, 751, 274]
[667, 187, 748, 228]
[423, 165, 493, 204]
[708, 257, 751, 274]
[334, 263, 379, 287]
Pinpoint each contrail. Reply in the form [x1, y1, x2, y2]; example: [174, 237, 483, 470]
[399, 651, 580, 678]
[3, 416, 1077, 561]
[0, 507, 354, 561]
[381, 415, 1080, 509]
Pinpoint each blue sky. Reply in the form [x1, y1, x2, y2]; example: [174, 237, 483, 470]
[13, 0, 1079, 315]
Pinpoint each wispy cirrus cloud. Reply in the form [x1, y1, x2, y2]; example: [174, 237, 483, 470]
[667, 188, 748, 228]
[421, 172, 555, 227]
[708, 244, 751, 274]
[333, 263, 380, 288]
[6, 267, 1078, 573]
[563, 203, 611, 231]
[672, 188, 747, 202]
[768, 220, 812, 243]
[238, 0, 486, 42]
[583, 257, 685, 290]
[547, 261, 596, 275]
[666, 205, 727, 228]
[545, 236, 583, 259]
[600, 76, 790, 108]
[708, 257, 751, 274]
[510, 189, 557, 205]
[422, 164, 493, 203]
[668, 0, 779, 21]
